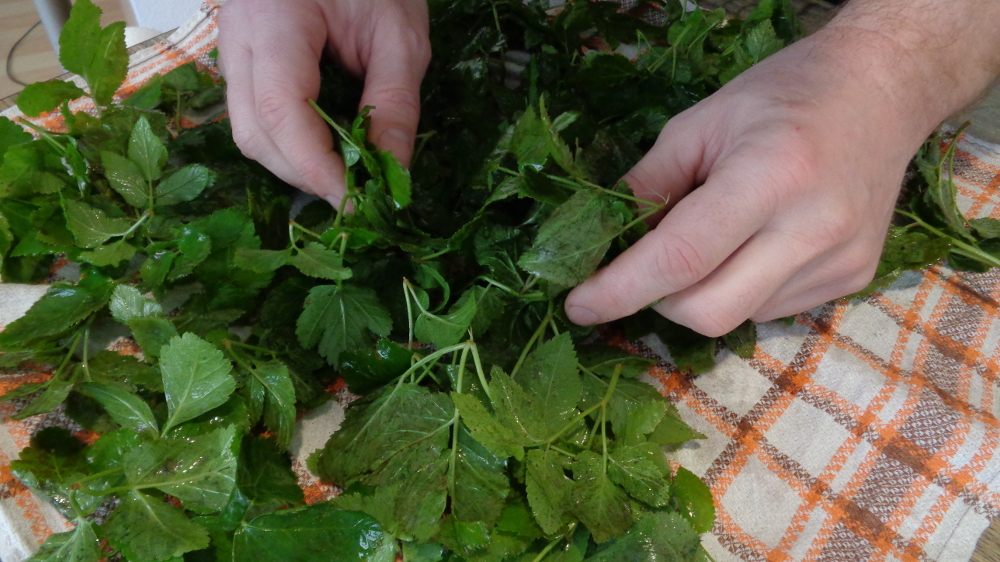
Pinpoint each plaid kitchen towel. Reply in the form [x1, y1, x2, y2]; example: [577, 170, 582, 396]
[3, 4, 1000, 562]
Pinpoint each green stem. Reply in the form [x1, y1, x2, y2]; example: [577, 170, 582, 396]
[546, 364, 622, 446]
[448, 345, 472, 497]
[223, 339, 278, 357]
[530, 533, 567, 562]
[68, 489, 84, 519]
[404, 279, 416, 348]
[54, 330, 84, 381]
[600, 402, 609, 474]
[897, 210, 1000, 268]
[333, 189, 352, 229]
[290, 221, 323, 241]
[116, 211, 152, 240]
[549, 444, 579, 459]
[468, 342, 494, 402]
[511, 301, 554, 379]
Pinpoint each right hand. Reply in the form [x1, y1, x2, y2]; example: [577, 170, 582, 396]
[217, 0, 431, 206]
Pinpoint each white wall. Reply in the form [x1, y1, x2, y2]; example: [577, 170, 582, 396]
[126, 0, 204, 32]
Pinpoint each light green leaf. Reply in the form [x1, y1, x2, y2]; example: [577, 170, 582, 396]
[128, 117, 167, 182]
[125, 426, 237, 511]
[63, 200, 132, 248]
[296, 284, 392, 365]
[101, 151, 150, 208]
[110, 284, 161, 324]
[245, 360, 296, 449]
[518, 190, 624, 286]
[452, 392, 524, 460]
[520, 332, 582, 435]
[156, 164, 214, 205]
[78, 381, 158, 436]
[289, 242, 352, 280]
[159, 333, 236, 434]
[25, 518, 101, 562]
[104, 490, 210, 561]
[0, 116, 32, 168]
[377, 150, 412, 209]
[583, 512, 701, 561]
[672, 466, 715, 534]
[17, 80, 87, 117]
[607, 443, 671, 507]
[234, 248, 291, 273]
[127, 316, 178, 359]
[0, 273, 113, 348]
[415, 286, 482, 348]
[488, 367, 550, 445]
[745, 20, 783, 63]
[79, 239, 136, 266]
[571, 451, 633, 543]
[59, 0, 127, 106]
[451, 425, 510, 526]
[525, 448, 574, 535]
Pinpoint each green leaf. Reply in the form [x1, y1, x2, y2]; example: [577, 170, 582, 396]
[451, 425, 510, 525]
[578, 345, 656, 379]
[583, 512, 701, 561]
[0, 272, 113, 348]
[169, 224, 213, 279]
[607, 443, 671, 507]
[571, 451, 633, 543]
[452, 392, 524, 461]
[648, 411, 705, 447]
[63, 200, 132, 248]
[234, 248, 291, 273]
[101, 151, 150, 208]
[488, 368, 550, 445]
[415, 286, 481, 348]
[128, 316, 179, 359]
[124, 426, 238, 510]
[672, 467, 715, 534]
[159, 333, 236, 434]
[970, 217, 1000, 239]
[519, 332, 582, 436]
[156, 164, 215, 205]
[59, 0, 127, 106]
[104, 490, 210, 561]
[0, 116, 32, 167]
[656, 320, 717, 376]
[244, 360, 296, 449]
[17, 80, 87, 117]
[296, 284, 392, 365]
[232, 503, 386, 562]
[721, 320, 757, 359]
[79, 239, 136, 266]
[518, 190, 625, 286]
[237, 435, 304, 507]
[110, 284, 161, 324]
[525, 449, 574, 535]
[78, 381, 158, 436]
[128, 117, 167, 182]
[339, 339, 412, 395]
[25, 518, 101, 562]
[12, 381, 75, 420]
[377, 150, 412, 209]
[745, 20, 783, 63]
[289, 242, 352, 280]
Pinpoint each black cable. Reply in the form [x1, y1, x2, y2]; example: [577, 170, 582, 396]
[6, 20, 43, 87]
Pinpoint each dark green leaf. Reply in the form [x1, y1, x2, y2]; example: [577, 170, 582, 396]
[156, 164, 215, 205]
[452, 425, 510, 525]
[296, 284, 392, 365]
[128, 117, 167, 182]
[377, 150, 412, 209]
[571, 451, 633, 543]
[128, 316, 179, 359]
[721, 320, 757, 359]
[63, 200, 131, 248]
[583, 512, 701, 562]
[234, 247, 291, 273]
[525, 448, 573, 535]
[339, 339, 412, 395]
[452, 392, 524, 461]
[25, 518, 101, 562]
[79, 239, 135, 266]
[289, 242, 352, 280]
[104, 490, 210, 561]
[244, 360, 296, 449]
[17, 80, 87, 117]
[78, 381, 158, 435]
[232, 503, 386, 562]
[0, 272, 113, 348]
[415, 286, 481, 348]
[519, 332, 582, 436]
[607, 443, 671, 507]
[0, 116, 32, 167]
[672, 467, 715, 534]
[237, 435, 304, 507]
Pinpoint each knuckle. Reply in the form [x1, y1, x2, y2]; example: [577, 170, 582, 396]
[369, 85, 421, 121]
[231, 125, 263, 160]
[651, 234, 707, 288]
[255, 91, 292, 135]
[675, 300, 746, 338]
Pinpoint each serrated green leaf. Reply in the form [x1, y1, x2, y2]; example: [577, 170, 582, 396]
[289, 242, 352, 280]
[452, 425, 510, 525]
[518, 190, 624, 286]
[339, 339, 412, 395]
[452, 392, 524, 460]
[59, 0, 127, 106]
[622, 399, 667, 446]
[745, 20, 783, 63]
[296, 284, 392, 365]
[232, 503, 386, 562]
[672, 466, 715, 534]
[25, 518, 101, 562]
[104, 490, 210, 561]
[63, 200, 132, 248]
[79, 239, 136, 266]
[124, 426, 237, 510]
[520, 332, 582, 435]
[110, 284, 161, 324]
[128, 117, 167, 182]
[101, 151, 149, 207]
[415, 286, 481, 348]
[571, 451, 633, 543]
[159, 333, 236, 434]
[234, 248, 291, 273]
[244, 360, 296, 449]
[78, 381, 158, 435]
[17, 80, 87, 117]
[607, 443, 671, 507]
[489, 368, 550, 445]
[128, 316, 179, 359]
[525, 448, 573, 536]
[12, 381, 75, 420]
[156, 164, 214, 205]
[377, 150, 412, 209]
[583, 512, 701, 562]
[0, 116, 32, 167]
[0, 273, 113, 348]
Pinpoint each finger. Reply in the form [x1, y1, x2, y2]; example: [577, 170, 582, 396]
[359, 17, 432, 167]
[565, 162, 773, 326]
[250, 6, 347, 204]
[621, 111, 712, 215]
[651, 229, 821, 336]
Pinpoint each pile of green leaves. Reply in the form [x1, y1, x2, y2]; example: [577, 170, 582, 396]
[2, 0, 987, 560]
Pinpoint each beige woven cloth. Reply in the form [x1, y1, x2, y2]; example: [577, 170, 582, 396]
[3, 4, 1000, 561]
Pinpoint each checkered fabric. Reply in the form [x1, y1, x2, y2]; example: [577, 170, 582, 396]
[2, 4, 1000, 562]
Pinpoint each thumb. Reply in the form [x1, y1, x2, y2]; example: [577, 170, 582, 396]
[359, 23, 431, 168]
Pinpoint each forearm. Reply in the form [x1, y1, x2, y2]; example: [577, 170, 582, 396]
[821, 0, 1000, 132]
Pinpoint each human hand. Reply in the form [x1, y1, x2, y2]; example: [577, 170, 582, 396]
[217, 0, 431, 206]
[564, 28, 950, 336]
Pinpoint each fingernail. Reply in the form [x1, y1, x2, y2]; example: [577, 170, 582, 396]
[567, 306, 600, 326]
